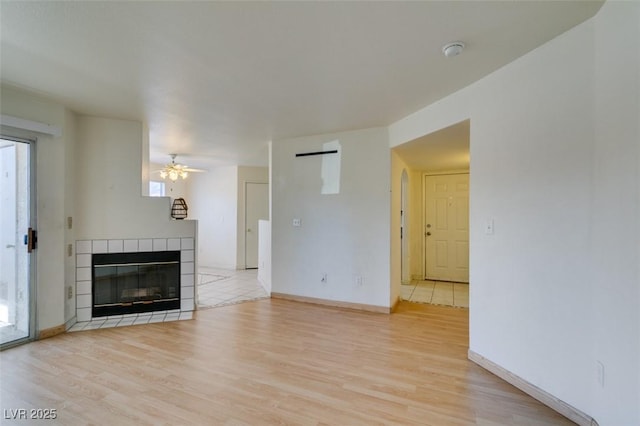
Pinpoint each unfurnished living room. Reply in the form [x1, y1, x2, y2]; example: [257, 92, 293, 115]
[0, 1, 638, 425]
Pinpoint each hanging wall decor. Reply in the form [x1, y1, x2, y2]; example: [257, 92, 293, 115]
[171, 198, 188, 220]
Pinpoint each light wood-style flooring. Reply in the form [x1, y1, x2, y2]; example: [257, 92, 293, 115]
[0, 299, 575, 425]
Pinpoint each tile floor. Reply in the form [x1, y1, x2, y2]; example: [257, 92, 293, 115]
[401, 280, 469, 308]
[197, 267, 269, 309]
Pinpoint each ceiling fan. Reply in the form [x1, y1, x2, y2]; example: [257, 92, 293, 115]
[154, 154, 205, 181]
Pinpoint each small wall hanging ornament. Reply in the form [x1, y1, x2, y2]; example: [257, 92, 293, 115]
[171, 198, 188, 220]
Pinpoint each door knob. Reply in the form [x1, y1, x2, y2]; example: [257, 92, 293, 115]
[426, 232, 431, 236]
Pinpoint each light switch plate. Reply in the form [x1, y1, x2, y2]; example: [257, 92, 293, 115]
[485, 219, 494, 235]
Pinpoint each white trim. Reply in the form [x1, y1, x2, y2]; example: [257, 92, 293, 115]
[422, 169, 470, 176]
[1, 114, 62, 137]
[468, 350, 599, 426]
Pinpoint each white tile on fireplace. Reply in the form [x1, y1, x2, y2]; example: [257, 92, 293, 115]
[181, 249, 194, 262]
[123, 239, 139, 252]
[108, 240, 124, 253]
[77, 308, 92, 322]
[77, 267, 92, 282]
[137, 312, 153, 319]
[77, 281, 91, 295]
[149, 313, 166, 323]
[92, 240, 108, 253]
[68, 322, 88, 332]
[117, 317, 136, 327]
[76, 240, 92, 254]
[122, 313, 138, 319]
[181, 274, 194, 287]
[166, 309, 181, 315]
[107, 314, 123, 320]
[139, 239, 153, 251]
[77, 294, 92, 309]
[181, 298, 194, 312]
[167, 238, 181, 251]
[181, 262, 195, 275]
[182, 286, 194, 299]
[164, 313, 181, 321]
[76, 253, 92, 268]
[133, 316, 151, 325]
[101, 319, 121, 328]
[181, 237, 194, 250]
[179, 311, 193, 321]
[84, 320, 106, 330]
[153, 239, 167, 251]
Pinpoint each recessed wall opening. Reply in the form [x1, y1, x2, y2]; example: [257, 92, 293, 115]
[392, 119, 470, 309]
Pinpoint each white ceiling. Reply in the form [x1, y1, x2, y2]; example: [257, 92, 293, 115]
[0, 1, 602, 169]
[394, 120, 470, 172]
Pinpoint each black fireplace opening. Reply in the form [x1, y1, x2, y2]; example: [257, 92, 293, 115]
[92, 251, 181, 317]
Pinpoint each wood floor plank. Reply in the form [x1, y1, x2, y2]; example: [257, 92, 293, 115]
[0, 299, 575, 425]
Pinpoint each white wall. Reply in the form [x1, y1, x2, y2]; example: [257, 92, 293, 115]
[408, 168, 424, 280]
[258, 219, 271, 294]
[272, 127, 391, 308]
[1, 86, 74, 331]
[63, 109, 77, 322]
[188, 166, 239, 269]
[389, 2, 639, 424]
[591, 2, 640, 422]
[390, 151, 408, 305]
[74, 116, 196, 241]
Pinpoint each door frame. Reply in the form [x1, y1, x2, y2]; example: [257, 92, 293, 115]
[244, 181, 269, 269]
[400, 169, 409, 284]
[421, 170, 469, 282]
[0, 134, 37, 350]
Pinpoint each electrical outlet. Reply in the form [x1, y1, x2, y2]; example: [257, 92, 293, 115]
[321, 273, 327, 283]
[293, 218, 301, 227]
[67, 286, 73, 300]
[355, 276, 364, 286]
[67, 244, 73, 257]
[67, 216, 73, 229]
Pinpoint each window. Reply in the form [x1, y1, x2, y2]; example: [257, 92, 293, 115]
[149, 181, 165, 197]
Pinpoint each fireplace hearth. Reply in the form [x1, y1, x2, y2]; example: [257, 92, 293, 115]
[92, 251, 181, 317]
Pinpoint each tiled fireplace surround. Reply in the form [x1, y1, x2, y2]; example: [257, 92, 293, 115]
[72, 237, 195, 331]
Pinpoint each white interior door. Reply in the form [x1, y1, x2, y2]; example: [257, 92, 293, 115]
[424, 173, 469, 282]
[245, 183, 269, 269]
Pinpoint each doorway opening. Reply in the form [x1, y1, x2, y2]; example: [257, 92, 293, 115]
[1, 137, 36, 349]
[393, 120, 470, 308]
[244, 182, 269, 269]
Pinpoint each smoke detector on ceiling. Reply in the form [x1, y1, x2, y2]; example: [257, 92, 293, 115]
[442, 41, 465, 58]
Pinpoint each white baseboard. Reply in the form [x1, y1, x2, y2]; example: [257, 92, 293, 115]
[271, 292, 390, 313]
[468, 350, 598, 426]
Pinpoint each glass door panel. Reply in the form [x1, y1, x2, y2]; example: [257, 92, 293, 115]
[0, 138, 32, 347]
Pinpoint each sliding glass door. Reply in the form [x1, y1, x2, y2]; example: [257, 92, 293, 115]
[0, 137, 35, 348]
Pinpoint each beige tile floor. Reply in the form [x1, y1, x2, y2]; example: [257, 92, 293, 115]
[197, 267, 269, 309]
[401, 280, 469, 308]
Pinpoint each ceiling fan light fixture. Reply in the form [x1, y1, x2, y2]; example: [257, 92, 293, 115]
[156, 154, 205, 181]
